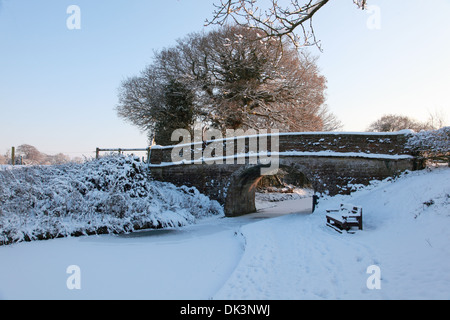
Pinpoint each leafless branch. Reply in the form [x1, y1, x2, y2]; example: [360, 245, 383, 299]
[206, 0, 367, 49]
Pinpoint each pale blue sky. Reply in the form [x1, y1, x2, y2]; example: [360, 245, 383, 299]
[0, 0, 449, 158]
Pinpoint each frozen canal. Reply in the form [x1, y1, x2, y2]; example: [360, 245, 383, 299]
[0, 196, 313, 300]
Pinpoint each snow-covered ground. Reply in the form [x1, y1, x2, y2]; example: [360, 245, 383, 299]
[0, 166, 449, 300]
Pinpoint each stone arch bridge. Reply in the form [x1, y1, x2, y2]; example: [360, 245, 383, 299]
[149, 132, 422, 217]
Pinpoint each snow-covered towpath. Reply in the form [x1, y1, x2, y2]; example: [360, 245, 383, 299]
[217, 167, 450, 300]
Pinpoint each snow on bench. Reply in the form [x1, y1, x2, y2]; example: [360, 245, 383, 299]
[326, 203, 363, 233]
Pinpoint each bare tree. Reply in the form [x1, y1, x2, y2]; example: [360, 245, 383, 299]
[207, 0, 368, 48]
[48, 153, 71, 165]
[17, 144, 45, 165]
[12, 145, 72, 165]
[157, 25, 341, 132]
[318, 105, 344, 132]
[367, 114, 434, 133]
[117, 68, 164, 137]
[426, 109, 447, 130]
[117, 25, 342, 143]
[117, 67, 198, 145]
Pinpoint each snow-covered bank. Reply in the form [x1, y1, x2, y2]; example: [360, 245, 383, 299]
[216, 167, 450, 300]
[0, 157, 223, 245]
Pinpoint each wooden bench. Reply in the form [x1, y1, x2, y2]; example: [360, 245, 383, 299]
[326, 204, 363, 233]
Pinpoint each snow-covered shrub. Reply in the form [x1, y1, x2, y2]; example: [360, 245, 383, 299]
[407, 127, 450, 161]
[0, 156, 223, 245]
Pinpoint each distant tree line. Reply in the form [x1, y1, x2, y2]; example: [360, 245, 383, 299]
[367, 112, 447, 132]
[116, 25, 342, 146]
[0, 145, 81, 166]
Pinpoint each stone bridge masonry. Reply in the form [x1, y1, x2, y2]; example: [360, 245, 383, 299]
[149, 131, 423, 217]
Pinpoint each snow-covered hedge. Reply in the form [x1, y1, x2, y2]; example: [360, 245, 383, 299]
[407, 127, 450, 160]
[0, 156, 223, 245]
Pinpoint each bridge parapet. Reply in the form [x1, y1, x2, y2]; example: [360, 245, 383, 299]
[150, 131, 414, 165]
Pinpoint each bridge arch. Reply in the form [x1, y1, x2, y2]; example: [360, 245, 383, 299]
[224, 161, 318, 217]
